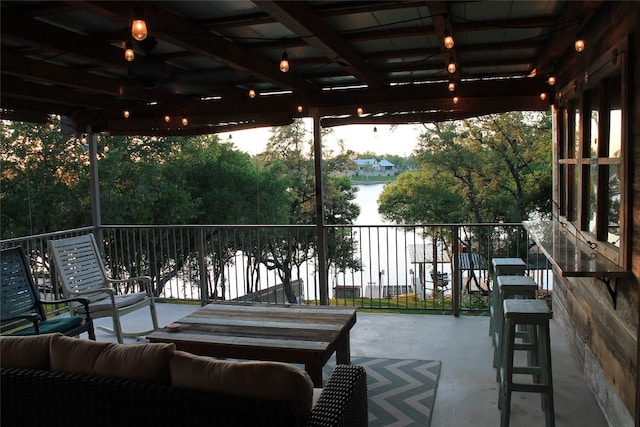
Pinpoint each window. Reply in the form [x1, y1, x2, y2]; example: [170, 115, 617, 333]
[556, 40, 627, 266]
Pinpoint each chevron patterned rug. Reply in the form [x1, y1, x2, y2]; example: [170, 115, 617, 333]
[323, 357, 441, 427]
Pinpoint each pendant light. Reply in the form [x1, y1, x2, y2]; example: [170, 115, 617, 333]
[131, 19, 148, 41]
[124, 41, 135, 62]
[279, 50, 290, 73]
[443, 30, 454, 49]
[447, 59, 457, 74]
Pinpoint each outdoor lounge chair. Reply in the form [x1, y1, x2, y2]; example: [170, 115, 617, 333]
[48, 234, 158, 343]
[1, 246, 95, 339]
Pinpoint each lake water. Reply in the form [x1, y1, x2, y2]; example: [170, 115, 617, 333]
[353, 183, 387, 225]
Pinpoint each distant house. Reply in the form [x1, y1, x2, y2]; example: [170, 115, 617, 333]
[354, 159, 379, 172]
[378, 159, 395, 172]
[350, 158, 397, 176]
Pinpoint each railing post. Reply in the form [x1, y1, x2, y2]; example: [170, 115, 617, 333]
[197, 227, 208, 306]
[452, 225, 460, 317]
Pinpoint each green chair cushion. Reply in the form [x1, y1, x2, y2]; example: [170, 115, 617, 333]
[11, 316, 84, 336]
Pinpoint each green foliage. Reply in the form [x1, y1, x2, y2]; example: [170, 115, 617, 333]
[255, 119, 363, 301]
[379, 112, 552, 225]
[0, 119, 91, 238]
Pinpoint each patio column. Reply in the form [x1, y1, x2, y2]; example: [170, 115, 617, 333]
[312, 108, 329, 305]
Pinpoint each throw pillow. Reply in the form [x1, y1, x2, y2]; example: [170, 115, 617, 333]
[170, 351, 314, 425]
[0, 333, 58, 369]
[50, 335, 175, 384]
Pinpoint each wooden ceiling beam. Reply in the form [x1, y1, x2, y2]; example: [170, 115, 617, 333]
[1, 10, 125, 70]
[321, 95, 550, 127]
[256, 1, 387, 89]
[78, 1, 315, 95]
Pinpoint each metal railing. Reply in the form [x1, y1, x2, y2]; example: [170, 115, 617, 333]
[1, 223, 552, 316]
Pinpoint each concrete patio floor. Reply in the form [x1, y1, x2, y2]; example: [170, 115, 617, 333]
[92, 302, 608, 427]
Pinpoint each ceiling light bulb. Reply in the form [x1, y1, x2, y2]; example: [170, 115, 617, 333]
[181, 116, 188, 126]
[123, 109, 130, 118]
[452, 96, 459, 104]
[448, 81, 456, 91]
[164, 115, 171, 123]
[448, 60, 457, 74]
[357, 106, 364, 115]
[575, 38, 585, 52]
[279, 51, 289, 73]
[248, 88, 256, 98]
[131, 19, 148, 41]
[444, 34, 454, 49]
[297, 104, 303, 113]
[124, 42, 135, 62]
[547, 75, 556, 86]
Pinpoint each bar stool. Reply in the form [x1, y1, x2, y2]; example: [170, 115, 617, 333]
[493, 275, 538, 373]
[498, 299, 554, 427]
[489, 258, 527, 339]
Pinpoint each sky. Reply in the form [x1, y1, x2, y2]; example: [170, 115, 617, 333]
[226, 120, 426, 157]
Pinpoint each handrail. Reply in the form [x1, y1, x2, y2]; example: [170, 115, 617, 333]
[1, 223, 550, 316]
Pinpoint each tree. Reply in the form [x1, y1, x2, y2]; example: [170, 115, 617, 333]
[98, 133, 290, 297]
[258, 119, 361, 302]
[380, 112, 551, 225]
[379, 112, 552, 258]
[1, 119, 91, 238]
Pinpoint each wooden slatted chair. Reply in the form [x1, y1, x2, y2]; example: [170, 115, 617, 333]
[1, 246, 95, 340]
[48, 234, 159, 344]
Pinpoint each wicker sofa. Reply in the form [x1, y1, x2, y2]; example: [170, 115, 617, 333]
[0, 334, 367, 427]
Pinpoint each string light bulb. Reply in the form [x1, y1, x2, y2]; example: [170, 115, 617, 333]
[248, 88, 256, 98]
[279, 51, 289, 73]
[448, 80, 456, 92]
[123, 109, 130, 118]
[164, 115, 171, 123]
[124, 42, 135, 62]
[131, 19, 148, 41]
[540, 92, 548, 101]
[575, 37, 585, 52]
[443, 30, 454, 49]
[447, 59, 457, 74]
[356, 106, 364, 116]
[181, 116, 188, 126]
[547, 75, 556, 86]
[297, 104, 303, 113]
[452, 96, 459, 104]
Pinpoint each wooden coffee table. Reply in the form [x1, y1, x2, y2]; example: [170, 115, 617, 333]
[147, 302, 357, 386]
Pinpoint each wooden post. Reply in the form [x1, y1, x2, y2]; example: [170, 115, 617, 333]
[312, 109, 328, 305]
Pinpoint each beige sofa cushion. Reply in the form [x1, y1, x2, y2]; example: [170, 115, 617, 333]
[170, 351, 314, 424]
[50, 335, 175, 384]
[0, 333, 57, 369]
